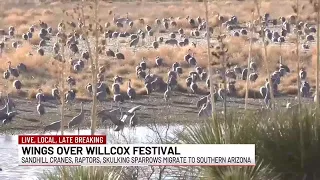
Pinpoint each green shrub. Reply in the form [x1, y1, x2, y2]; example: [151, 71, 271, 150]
[177, 108, 320, 180]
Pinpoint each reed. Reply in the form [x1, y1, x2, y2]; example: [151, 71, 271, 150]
[203, 0, 215, 116]
[245, 9, 255, 110]
[253, 0, 275, 110]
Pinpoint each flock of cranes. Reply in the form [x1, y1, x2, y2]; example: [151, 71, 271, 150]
[0, 6, 318, 134]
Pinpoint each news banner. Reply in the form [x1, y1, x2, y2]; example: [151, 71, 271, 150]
[18, 135, 255, 166]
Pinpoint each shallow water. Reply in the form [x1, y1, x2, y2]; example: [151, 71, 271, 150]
[0, 125, 183, 180]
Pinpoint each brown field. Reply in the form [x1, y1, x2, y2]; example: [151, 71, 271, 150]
[0, 0, 318, 132]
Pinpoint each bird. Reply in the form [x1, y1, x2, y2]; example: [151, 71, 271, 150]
[37, 99, 45, 117]
[112, 83, 121, 95]
[127, 79, 136, 100]
[43, 120, 61, 135]
[68, 102, 84, 135]
[164, 83, 172, 102]
[196, 95, 209, 109]
[52, 84, 60, 103]
[13, 80, 22, 90]
[36, 88, 46, 102]
[7, 61, 19, 78]
[116, 105, 142, 131]
[190, 74, 198, 94]
[129, 111, 138, 128]
[198, 100, 212, 118]
[218, 84, 226, 100]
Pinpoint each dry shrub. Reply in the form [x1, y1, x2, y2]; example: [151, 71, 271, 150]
[115, 64, 134, 75]
[29, 34, 41, 46]
[4, 14, 28, 27]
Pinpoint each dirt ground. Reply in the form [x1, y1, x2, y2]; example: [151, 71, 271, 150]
[0, 91, 314, 135]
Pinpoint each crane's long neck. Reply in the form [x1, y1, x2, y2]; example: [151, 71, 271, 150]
[128, 81, 131, 88]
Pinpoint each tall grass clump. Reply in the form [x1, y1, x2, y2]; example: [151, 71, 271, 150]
[176, 108, 320, 179]
[245, 9, 255, 110]
[38, 166, 123, 180]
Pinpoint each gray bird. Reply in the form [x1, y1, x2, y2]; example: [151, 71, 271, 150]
[13, 80, 22, 90]
[36, 88, 46, 102]
[8, 61, 19, 78]
[1, 99, 17, 125]
[68, 102, 84, 134]
[52, 84, 60, 102]
[43, 120, 61, 135]
[112, 83, 121, 95]
[129, 111, 138, 128]
[164, 84, 172, 102]
[198, 100, 212, 118]
[37, 99, 45, 117]
[190, 74, 198, 94]
[116, 105, 142, 131]
[127, 79, 136, 100]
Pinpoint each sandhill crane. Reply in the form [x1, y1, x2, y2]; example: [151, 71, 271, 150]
[37, 98, 45, 120]
[242, 68, 248, 80]
[279, 56, 290, 73]
[8, 61, 19, 78]
[127, 79, 136, 100]
[130, 35, 140, 52]
[13, 80, 22, 90]
[106, 49, 115, 57]
[0, 99, 9, 117]
[116, 105, 142, 131]
[152, 39, 159, 49]
[249, 61, 257, 72]
[218, 84, 226, 100]
[36, 89, 46, 102]
[37, 48, 44, 56]
[6, 94, 15, 110]
[1, 100, 17, 125]
[198, 100, 212, 118]
[176, 67, 183, 75]
[112, 83, 121, 95]
[68, 102, 84, 134]
[17, 63, 27, 72]
[52, 84, 60, 103]
[43, 120, 61, 135]
[186, 76, 192, 87]
[197, 94, 210, 109]
[155, 56, 163, 67]
[140, 58, 147, 71]
[172, 62, 180, 71]
[129, 111, 138, 128]
[164, 79, 172, 102]
[115, 51, 125, 60]
[188, 53, 197, 66]
[114, 75, 123, 84]
[299, 68, 307, 81]
[65, 89, 76, 105]
[3, 70, 10, 79]
[113, 94, 124, 109]
[66, 76, 76, 89]
[260, 86, 267, 98]
[145, 81, 152, 95]
[190, 74, 198, 94]
[264, 88, 271, 109]
[165, 38, 178, 46]
[249, 73, 258, 82]
[300, 81, 310, 97]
